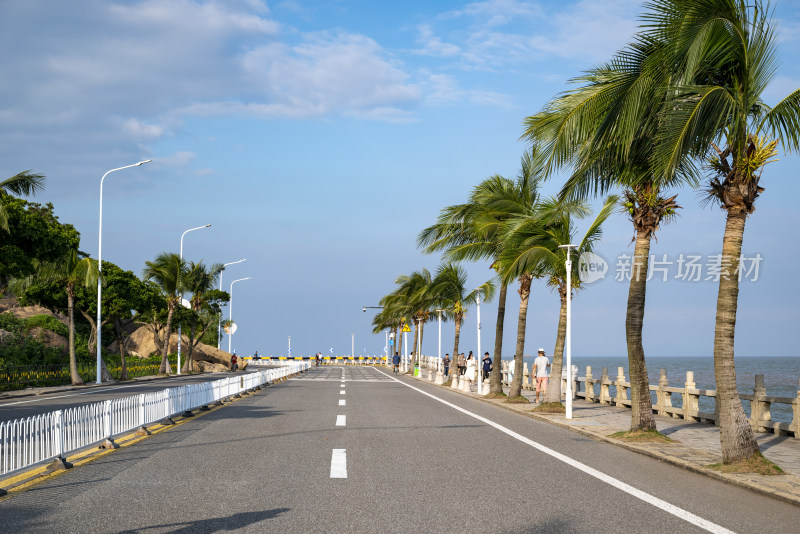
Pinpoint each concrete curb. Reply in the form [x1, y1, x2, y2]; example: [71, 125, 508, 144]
[406, 371, 800, 508]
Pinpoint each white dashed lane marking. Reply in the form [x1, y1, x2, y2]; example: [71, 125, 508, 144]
[339, 399, 346, 406]
[336, 415, 346, 426]
[330, 449, 347, 478]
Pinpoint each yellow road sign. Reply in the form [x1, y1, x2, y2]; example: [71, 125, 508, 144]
[402, 323, 411, 332]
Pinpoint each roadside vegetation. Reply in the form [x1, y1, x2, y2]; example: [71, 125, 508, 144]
[369, 1, 799, 470]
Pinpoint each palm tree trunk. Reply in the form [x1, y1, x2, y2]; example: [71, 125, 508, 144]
[66, 290, 84, 385]
[409, 320, 419, 374]
[182, 324, 196, 374]
[543, 288, 567, 404]
[508, 274, 532, 399]
[715, 210, 759, 462]
[490, 282, 507, 394]
[160, 305, 174, 374]
[627, 232, 656, 431]
[452, 315, 462, 365]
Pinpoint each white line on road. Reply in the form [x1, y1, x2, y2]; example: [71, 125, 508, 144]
[374, 368, 735, 534]
[340, 390, 345, 395]
[336, 415, 346, 426]
[330, 449, 347, 478]
[339, 399, 346, 406]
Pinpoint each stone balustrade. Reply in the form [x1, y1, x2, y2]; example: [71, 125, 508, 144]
[576, 365, 800, 439]
[414, 355, 800, 439]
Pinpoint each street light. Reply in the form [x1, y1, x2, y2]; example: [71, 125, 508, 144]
[177, 224, 211, 375]
[476, 294, 483, 394]
[559, 244, 578, 418]
[96, 159, 151, 384]
[363, 306, 383, 312]
[218, 259, 246, 350]
[351, 333, 355, 360]
[228, 277, 252, 354]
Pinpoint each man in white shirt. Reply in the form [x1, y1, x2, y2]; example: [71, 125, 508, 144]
[533, 348, 550, 403]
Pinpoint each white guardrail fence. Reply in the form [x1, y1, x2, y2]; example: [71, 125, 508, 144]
[0, 363, 310, 477]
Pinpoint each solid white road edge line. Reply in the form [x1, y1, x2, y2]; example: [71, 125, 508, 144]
[336, 415, 346, 426]
[330, 449, 347, 478]
[373, 368, 734, 534]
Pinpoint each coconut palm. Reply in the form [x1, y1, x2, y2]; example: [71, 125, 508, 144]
[182, 261, 224, 372]
[501, 196, 617, 405]
[521, 33, 691, 429]
[142, 252, 185, 374]
[0, 171, 45, 231]
[642, 0, 800, 462]
[11, 249, 100, 385]
[429, 263, 495, 380]
[418, 152, 544, 394]
[392, 269, 435, 373]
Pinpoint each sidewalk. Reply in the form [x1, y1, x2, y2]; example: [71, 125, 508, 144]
[418, 371, 800, 507]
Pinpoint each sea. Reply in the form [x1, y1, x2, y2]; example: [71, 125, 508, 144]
[505, 356, 800, 424]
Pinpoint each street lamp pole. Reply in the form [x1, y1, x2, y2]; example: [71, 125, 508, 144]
[476, 294, 482, 394]
[218, 259, 246, 350]
[96, 160, 151, 384]
[228, 277, 252, 354]
[559, 244, 578, 419]
[351, 333, 354, 360]
[177, 224, 211, 375]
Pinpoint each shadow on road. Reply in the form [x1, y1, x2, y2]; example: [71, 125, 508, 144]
[117, 507, 290, 533]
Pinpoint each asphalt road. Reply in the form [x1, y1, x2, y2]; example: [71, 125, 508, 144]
[0, 371, 262, 421]
[1, 365, 798, 533]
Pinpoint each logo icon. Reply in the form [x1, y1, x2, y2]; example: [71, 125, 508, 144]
[578, 252, 608, 284]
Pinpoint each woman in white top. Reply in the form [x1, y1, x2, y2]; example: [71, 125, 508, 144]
[465, 353, 477, 382]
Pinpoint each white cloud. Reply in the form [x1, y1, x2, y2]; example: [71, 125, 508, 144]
[123, 119, 165, 141]
[154, 151, 195, 167]
[414, 24, 462, 57]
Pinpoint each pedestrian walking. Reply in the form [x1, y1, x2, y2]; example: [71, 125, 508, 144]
[458, 352, 466, 375]
[533, 348, 550, 403]
[482, 351, 492, 381]
[443, 354, 450, 376]
[464, 353, 477, 384]
[392, 351, 401, 374]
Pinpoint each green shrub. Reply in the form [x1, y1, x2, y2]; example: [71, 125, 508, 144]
[23, 314, 68, 337]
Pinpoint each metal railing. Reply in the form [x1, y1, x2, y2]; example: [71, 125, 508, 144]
[0, 362, 310, 476]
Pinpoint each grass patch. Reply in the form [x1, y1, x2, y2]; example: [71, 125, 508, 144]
[505, 396, 530, 404]
[441, 379, 452, 387]
[609, 430, 674, 443]
[484, 392, 507, 399]
[533, 402, 566, 413]
[708, 452, 783, 475]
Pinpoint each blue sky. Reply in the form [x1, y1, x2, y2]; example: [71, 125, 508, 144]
[1, 0, 799, 359]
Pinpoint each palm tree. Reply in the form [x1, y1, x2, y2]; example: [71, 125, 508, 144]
[393, 269, 434, 373]
[182, 261, 224, 372]
[418, 152, 544, 394]
[643, 0, 800, 462]
[0, 171, 45, 231]
[142, 252, 185, 374]
[11, 250, 100, 385]
[501, 197, 617, 405]
[430, 263, 495, 381]
[521, 33, 691, 429]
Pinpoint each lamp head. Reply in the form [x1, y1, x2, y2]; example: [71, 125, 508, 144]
[137, 160, 152, 166]
[363, 307, 366, 312]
